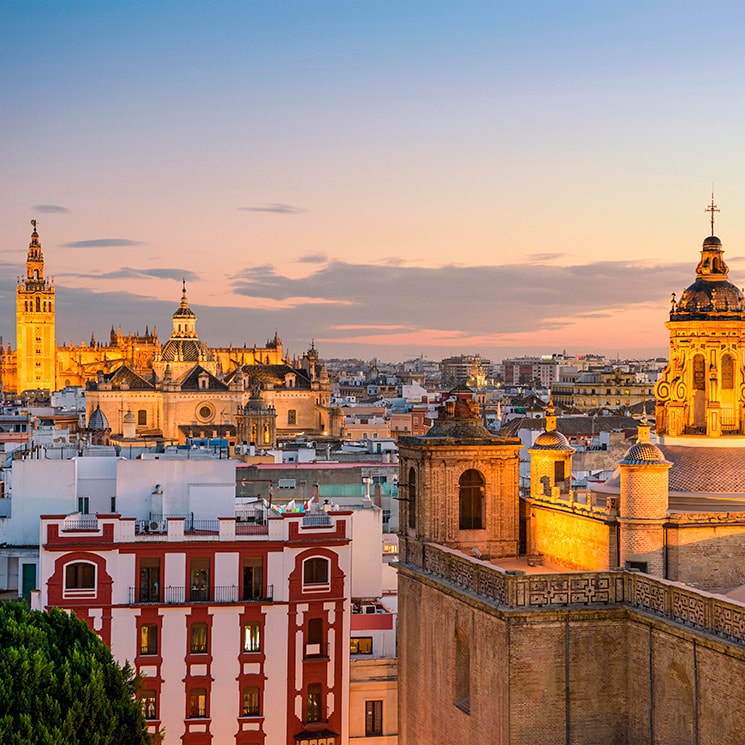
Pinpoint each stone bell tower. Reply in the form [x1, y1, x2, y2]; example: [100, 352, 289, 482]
[398, 391, 522, 559]
[16, 220, 56, 393]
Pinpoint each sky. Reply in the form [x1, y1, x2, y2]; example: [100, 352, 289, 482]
[3, 1, 745, 363]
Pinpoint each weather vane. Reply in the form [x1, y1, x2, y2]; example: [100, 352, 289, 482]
[705, 191, 719, 236]
[30, 219, 36, 230]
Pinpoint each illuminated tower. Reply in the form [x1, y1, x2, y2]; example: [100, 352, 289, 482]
[656, 197, 745, 436]
[16, 220, 56, 393]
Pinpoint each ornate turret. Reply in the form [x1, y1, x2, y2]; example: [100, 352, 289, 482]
[655, 199, 745, 437]
[617, 417, 672, 574]
[528, 393, 574, 503]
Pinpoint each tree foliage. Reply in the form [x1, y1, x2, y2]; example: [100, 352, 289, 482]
[0, 601, 151, 745]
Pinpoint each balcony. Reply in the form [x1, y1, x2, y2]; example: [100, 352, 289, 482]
[128, 584, 273, 605]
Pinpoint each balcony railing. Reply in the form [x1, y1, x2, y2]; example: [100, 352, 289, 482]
[302, 513, 332, 527]
[129, 584, 273, 605]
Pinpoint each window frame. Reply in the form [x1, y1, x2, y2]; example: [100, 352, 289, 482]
[141, 689, 157, 720]
[63, 561, 96, 598]
[139, 623, 158, 656]
[365, 699, 384, 737]
[302, 557, 330, 592]
[190, 621, 208, 654]
[306, 682, 323, 723]
[241, 686, 261, 717]
[350, 636, 373, 655]
[242, 621, 261, 653]
[188, 687, 207, 719]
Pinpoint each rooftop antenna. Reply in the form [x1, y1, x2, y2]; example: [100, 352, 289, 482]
[705, 189, 719, 236]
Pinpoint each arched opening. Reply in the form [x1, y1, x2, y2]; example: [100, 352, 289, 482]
[692, 354, 706, 429]
[459, 469, 485, 530]
[408, 466, 416, 530]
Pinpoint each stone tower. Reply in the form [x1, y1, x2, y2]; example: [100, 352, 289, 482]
[655, 233, 745, 436]
[398, 392, 522, 559]
[16, 220, 56, 393]
[617, 419, 672, 574]
[527, 396, 574, 501]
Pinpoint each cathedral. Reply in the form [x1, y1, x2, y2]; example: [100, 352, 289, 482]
[1, 222, 334, 444]
[397, 224, 745, 745]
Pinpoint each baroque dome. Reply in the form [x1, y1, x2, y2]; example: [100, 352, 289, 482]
[160, 337, 213, 362]
[671, 235, 745, 320]
[88, 404, 109, 431]
[533, 429, 572, 450]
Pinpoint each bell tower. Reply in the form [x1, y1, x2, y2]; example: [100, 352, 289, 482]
[16, 220, 56, 393]
[398, 392, 522, 559]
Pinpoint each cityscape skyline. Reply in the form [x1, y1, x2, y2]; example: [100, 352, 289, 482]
[4, 2, 745, 360]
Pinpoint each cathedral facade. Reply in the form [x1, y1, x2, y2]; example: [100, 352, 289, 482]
[2, 223, 334, 443]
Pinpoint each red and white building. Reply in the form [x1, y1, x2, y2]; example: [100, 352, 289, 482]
[33, 457, 354, 745]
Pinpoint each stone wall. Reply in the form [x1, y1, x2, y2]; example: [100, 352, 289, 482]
[666, 512, 745, 591]
[398, 539, 745, 745]
[530, 501, 615, 571]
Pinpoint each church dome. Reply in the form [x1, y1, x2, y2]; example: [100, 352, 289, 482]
[619, 441, 668, 465]
[671, 235, 745, 320]
[533, 429, 571, 450]
[88, 404, 109, 431]
[160, 337, 213, 362]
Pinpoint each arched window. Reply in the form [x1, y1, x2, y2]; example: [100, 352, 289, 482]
[35, 296, 40, 312]
[722, 354, 735, 390]
[251, 423, 257, 443]
[408, 467, 416, 530]
[459, 469, 484, 530]
[303, 557, 330, 588]
[263, 422, 270, 444]
[64, 562, 95, 590]
[454, 627, 470, 713]
[137, 409, 147, 426]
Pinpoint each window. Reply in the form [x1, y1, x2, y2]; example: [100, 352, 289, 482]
[137, 409, 147, 426]
[188, 688, 207, 718]
[139, 558, 160, 602]
[139, 624, 158, 655]
[65, 562, 95, 590]
[350, 637, 373, 655]
[110, 496, 116, 513]
[365, 700, 383, 737]
[303, 557, 330, 587]
[141, 690, 157, 720]
[306, 618, 324, 657]
[189, 558, 210, 602]
[242, 557, 263, 601]
[459, 469, 484, 530]
[288, 409, 297, 425]
[190, 622, 208, 654]
[408, 467, 416, 530]
[78, 496, 90, 515]
[242, 686, 261, 717]
[243, 622, 261, 652]
[306, 683, 323, 723]
[554, 460, 565, 484]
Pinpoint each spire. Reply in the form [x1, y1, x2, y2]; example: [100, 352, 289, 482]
[24, 218, 46, 289]
[705, 190, 720, 236]
[545, 390, 557, 433]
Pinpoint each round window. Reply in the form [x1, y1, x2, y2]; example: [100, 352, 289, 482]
[197, 404, 213, 421]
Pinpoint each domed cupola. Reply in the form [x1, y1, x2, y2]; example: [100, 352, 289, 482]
[88, 403, 110, 431]
[159, 281, 214, 363]
[670, 234, 745, 320]
[532, 397, 571, 450]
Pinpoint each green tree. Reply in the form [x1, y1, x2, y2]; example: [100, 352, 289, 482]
[0, 601, 151, 745]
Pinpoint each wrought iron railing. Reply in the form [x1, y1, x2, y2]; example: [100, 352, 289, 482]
[128, 584, 274, 605]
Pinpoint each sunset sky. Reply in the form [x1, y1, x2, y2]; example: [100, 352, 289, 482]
[3, 1, 745, 362]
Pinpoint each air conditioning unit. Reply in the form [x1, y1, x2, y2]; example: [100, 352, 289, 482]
[362, 604, 376, 614]
[148, 519, 167, 533]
